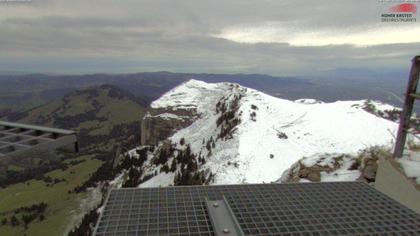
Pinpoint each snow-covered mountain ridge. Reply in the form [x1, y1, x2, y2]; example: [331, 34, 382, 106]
[132, 79, 399, 187]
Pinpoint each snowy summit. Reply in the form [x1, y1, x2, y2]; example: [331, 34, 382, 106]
[136, 79, 399, 186]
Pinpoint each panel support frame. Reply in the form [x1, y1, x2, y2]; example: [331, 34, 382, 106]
[205, 196, 245, 236]
[393, 56, 420, 158]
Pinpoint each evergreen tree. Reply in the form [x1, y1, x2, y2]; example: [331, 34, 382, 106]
[11, 215, 19, 226]
[185, 145, 192, 158]
[161, 163, 170, 173]
[170, 159, 177, 172]
[206, 140, 211, 151]
[180, 138, 185, 145]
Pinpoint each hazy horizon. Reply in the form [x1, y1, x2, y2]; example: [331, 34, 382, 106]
[0, 0, 419, 77]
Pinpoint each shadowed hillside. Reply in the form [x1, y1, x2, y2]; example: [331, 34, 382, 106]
[0, 85, 148, 235]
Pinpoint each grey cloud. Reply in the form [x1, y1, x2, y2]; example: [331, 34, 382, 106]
[0, 0, 419, 75]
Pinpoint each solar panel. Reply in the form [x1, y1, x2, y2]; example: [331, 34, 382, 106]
[94, 182, 420, 236]
[0, 121, 78, 159]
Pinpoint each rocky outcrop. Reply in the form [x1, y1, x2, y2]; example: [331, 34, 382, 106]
[280, 147, 390, 184]
[140, 108, 196, 146]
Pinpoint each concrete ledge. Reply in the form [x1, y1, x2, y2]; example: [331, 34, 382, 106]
[375, 156, 420, 213]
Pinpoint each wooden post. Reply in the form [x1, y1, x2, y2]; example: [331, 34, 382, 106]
[393, 56, 420, 158]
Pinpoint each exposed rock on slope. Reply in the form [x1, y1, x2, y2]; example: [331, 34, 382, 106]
[352, 99, 401, 122]
[140, 108, 195, 146]
[280, 147, 391, 183]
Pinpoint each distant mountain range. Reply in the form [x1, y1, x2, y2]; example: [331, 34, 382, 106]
[0, 71, 411, 116]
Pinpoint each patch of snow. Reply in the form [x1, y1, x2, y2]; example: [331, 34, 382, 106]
[301, 153, 339, 168]
[367, 100, 400, 112]
[139, 172, 175, 188]
[294, 98, 324, 104]
[301, 153, 362, 182]
[151, 79, 224, 112]
[320, 154, 361, 182]
[97, 205, 105, 215]
[109, 172, 125, 188]
[154, 113, 188, 120]
[321, 169, 361, 182]
[351, 100, 399, 112]
[127, 148, 139, 158]
[232, 92, 395, 183]
[398, 155, 420, 184]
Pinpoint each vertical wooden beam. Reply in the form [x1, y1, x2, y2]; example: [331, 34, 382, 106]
[393, 56, 420, 158]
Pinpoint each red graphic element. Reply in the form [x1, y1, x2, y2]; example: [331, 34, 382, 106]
[390, 3, 417, 14]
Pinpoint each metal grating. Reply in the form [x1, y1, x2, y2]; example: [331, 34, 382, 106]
[0, 121, 78, 159]
[94, 182, 420, 236]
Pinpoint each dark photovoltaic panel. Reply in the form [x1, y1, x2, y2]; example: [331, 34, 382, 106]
[94, 182, 420, 236]
[0, 121, 78, 158]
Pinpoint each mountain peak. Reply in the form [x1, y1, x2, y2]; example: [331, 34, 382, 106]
[136, 80, 398, 186]
[150, 79, 241, 111]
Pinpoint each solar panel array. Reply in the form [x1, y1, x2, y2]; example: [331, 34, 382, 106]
[94, 182, 420, 236]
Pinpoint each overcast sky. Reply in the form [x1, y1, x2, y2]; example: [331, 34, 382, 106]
[0, 0, 419, 76]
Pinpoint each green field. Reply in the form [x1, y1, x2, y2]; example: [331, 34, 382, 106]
[0, 84, 146, 235]
[0, 156, 103, 236]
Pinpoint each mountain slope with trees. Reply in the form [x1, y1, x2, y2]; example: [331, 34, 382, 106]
[127, 80, 399, 188]
[0, 85, 148, 235]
